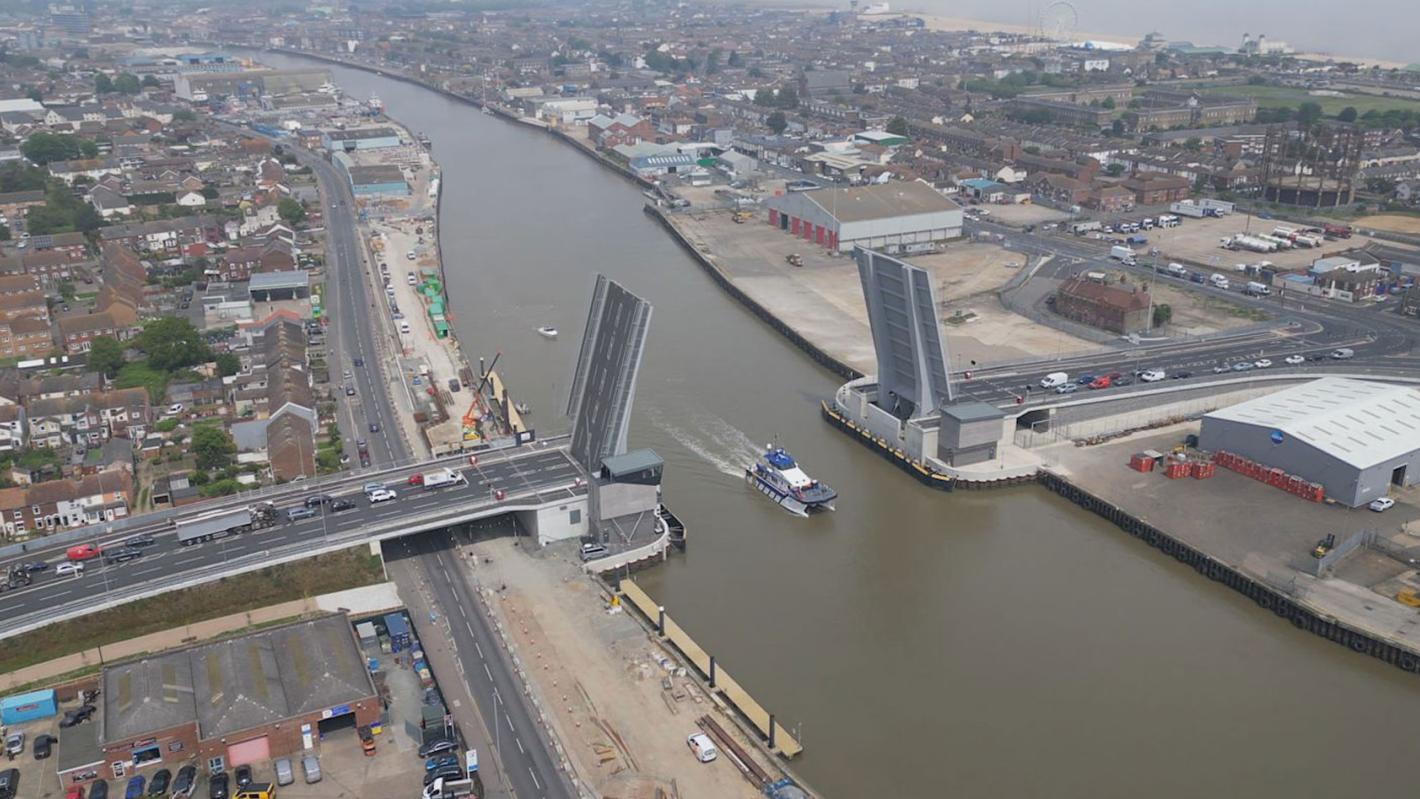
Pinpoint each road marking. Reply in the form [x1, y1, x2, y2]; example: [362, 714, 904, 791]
[475, 641, 484, 659]
[506, 715, 515, 733]
[516, 737, 524, 754]
[483, 662, 493, 680]
[528, 767, 541, 790]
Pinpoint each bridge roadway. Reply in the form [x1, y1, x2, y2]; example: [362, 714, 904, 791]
[0, 445, 584, 639]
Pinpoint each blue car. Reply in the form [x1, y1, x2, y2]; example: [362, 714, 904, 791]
[125, 776, 145, 799]
[425, 755, 459, 772]
[1076, 374, 1096, 385]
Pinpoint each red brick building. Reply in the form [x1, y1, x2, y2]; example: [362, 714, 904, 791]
[1054, 275, 1152, 334]
[1122, 172, 1192, 205]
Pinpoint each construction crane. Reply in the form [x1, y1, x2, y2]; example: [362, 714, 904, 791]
[461, 351, 500, 442]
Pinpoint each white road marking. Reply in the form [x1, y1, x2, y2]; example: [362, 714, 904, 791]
[483, 663, 493, 680]
[528, 767, 541, 790]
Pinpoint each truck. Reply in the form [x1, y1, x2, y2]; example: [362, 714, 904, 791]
[1165, 262, 1188, 277]
[1222, 234, 1278, 253]
[1070, 220, 1102, 235]
[1109, 245, 1137, 265]
[411, 468, 466, 490]
[1257, 234, 1293, 250]
[1244, 281, 1271, 297]
[1169, 201, 1209, 218]
[1323, 223, 1352, 239]
[1210, 273, 1231, 289]
[1158, 214, 1180, 228]
[174, 503, 278, 546]
[1293, 234, 1323, 248]
[1125, 234, 1148, 246]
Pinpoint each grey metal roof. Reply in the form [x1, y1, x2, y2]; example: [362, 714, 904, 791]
[1205, 378, 1420, 469]
[248, 270, 309, 291]
[601, 448, 663, 477]
[808, 181, 960, 224]
[941, 401, 1005, 423]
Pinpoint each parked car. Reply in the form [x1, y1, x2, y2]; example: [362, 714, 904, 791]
[424, 756, 459, 773]
[344, 386, 356, 397]
[208, 773, 229, 799]
[60, 704, 96, 727]
[301, 756, 321, 784]
[233, 766, 252, 789]
[146, 768, 171, 796]
[123, 776, 145, 799]
[1370, 497, 1396, 512]
[417, 737, 458, 758]
[32, 734, 53, 759]
[0, 769, 18, 799]
[579, 542, 609, 562]
[687, 732, 718, 763]
[274, 759, 293, 787]
[171, 765, 197, 799]
[4, 732, 24, 756]
[423, 765, 463, 787]
[89, 780, 108, 799]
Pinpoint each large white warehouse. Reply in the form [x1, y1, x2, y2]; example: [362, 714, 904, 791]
[1198, 378, 1420, 507]
[765, 181, 963, 254]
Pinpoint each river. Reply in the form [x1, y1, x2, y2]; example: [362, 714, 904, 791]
[257, 52, 1420, 798]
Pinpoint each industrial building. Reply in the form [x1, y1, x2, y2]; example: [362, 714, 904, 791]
[73, 615, 379, 785]
[321, 127, 402, 152]
[173, 69, 330, 101]
[1198, 378, 1420, 507]
[765, 181, 963, 254]
[332, 153, 408, 196]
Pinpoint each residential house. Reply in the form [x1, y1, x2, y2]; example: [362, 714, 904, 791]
[1, 470, 134, 537]
[1088, 184, 1135, 213]
[1122, 172, 1192, 205]
[25, 387, 149, 448]
[1054, 275, 1152, 334]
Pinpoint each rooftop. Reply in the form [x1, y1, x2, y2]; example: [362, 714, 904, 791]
[1205, 378, 1420, 469]
[806, 181, 960, 224]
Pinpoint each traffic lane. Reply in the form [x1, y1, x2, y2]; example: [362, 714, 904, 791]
[413, 534, 570, 799]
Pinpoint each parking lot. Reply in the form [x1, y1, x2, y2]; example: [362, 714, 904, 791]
[1084, 212, 1383, 272]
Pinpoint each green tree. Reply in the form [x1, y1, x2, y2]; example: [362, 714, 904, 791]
[886, 116, 910, 137]
[1106, 163, 1126, 177]
[215, 352, 241, 377]
[727, 50, 743, 68]
[0, 163, 47, 192]
[766, 111, 787, 135]
[20, 132, 85, 165]
[94, 73, 113, 94]
[1183, 137, 1202, 152]
[1152, 303, 1173, 328]
[141, 75, 161, 88]
[112, 72, 141, 94]
[705, 49, 721, 74]
[138, 317, 212, 372]
[1337, 106, 1358, 123]
[776, 85, 799, 109]
[191, 425, 236, 471]
[173, 108, 196, 122]
[1297, 101, 1324, 126]
[277, 197, 306, 226]
[1102, 97, 1116, 109]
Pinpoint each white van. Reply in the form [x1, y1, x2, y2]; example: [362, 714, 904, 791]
[1209, 273, 1230, 290]
[686, 733, 717, 763]
[399, 321, 412, 334]
[1166, 263, 1187, 277]
[1039, 372, 1070, 389]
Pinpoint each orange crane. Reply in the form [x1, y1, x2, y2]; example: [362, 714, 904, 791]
[461, 352, 500, 441]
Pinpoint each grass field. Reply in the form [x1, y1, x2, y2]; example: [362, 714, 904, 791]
[1195, 84, 1420, 116]
[1356, 214, 1420, 234]
[0, 547, 385, 675]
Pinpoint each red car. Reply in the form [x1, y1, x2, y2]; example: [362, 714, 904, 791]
[407, 473, 425, 486]
[66, 544, 102, 562]
[65, 785, 84, 799]
[1088, 375, 1112, 390]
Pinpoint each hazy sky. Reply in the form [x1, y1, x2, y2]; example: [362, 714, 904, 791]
[793, 0, 1418, 64]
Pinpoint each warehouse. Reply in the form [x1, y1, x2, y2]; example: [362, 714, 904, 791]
[332, 152, 409, 196]
[1198, 378, 1420, 507]
[765, 181, 962, 254]
[321, 127, 402, 152]
[87, 616, 378, 784]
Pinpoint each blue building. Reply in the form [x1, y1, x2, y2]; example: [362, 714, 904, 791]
[332, 153, 408, 196]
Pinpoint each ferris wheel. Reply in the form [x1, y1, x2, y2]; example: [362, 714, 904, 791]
[1039, 1, 1079, 42]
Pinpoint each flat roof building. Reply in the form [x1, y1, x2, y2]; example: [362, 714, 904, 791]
[1199, 378, 1420, 507]
[765, 181, 963, 254]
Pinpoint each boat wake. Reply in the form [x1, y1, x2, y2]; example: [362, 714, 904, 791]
[648, 407, 761, 480]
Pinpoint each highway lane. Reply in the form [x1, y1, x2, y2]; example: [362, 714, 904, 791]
[397, 532, 574, 799]
[0, 449, 582, 614]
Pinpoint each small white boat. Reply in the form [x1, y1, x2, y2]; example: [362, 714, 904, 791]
[537, 326, 558, 339]
[514, 402, 531, 415]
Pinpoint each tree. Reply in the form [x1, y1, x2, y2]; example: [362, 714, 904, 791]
[0, 163, 47, 192]
[727, 50, 743, 68]
[173, 108, 196, 122]
[886, 116, 910, 137]
[776, 85, 799, 109]
[1366, 177, 1397, 195]
[87, 336, 126, 378]
[1106, 163, 1126, 177]
[112, 72, 142, 94]
[141, 75, 161, 88]
[705, 49, 721, 74]
[57, 280, 75, 302]
[192, 426, 236, 471]
[1183, 137, 1202, 152]
[138, 317, 212, 372]
[215, 352, 241, 377]
[1152, 303, 1173, 328]
[766, 111, 788, 135]
[1297, 101, 1324, 126]
[1102, 97, 1116, 110]
[20, 132, 86, 165]
[277, 197, 306, 226]
[753, 88, 774, 107]
[94, 73, 113, 94]
[1338, 106, 1358, 123]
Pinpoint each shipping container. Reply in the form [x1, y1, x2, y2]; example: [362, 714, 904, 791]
[1, 689, 56, 724]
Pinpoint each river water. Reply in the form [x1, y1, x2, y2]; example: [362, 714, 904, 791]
[259, 52, 1420, 798]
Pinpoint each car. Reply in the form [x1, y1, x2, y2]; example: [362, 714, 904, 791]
[356, 440, 369, 453]
[423, 765, 464, 787]
[1254, 359, 1273, 368]
[123, 534, 156, 548]
[1172, 371, 1193, 380]
[448, 379, 461, 392]
[1140, 370, 1166, 382]
[56, 562, 85, 578]
[1088, 376, 1112, 390]
[360, 453, 371, 468]
[123, 776, 144, 799]
[1231, 361, 1254, 372]
[687, 732, 718, 763]
[20, 561, 48, 572]
[339, 453, 351, 465]
[1307, 353, 1327, 361]
[352, 357, 364, 367]
[103, 546, 144, 565]
[417, 737, 458, 758]
[286, 506, 317, 522]
[172, 765, 197, 798]
[343, 370, 353, 380]
[5, 732, 24, 756]
[344, 386, 356, 397]
[146, 769, 171, 796]
[1213, 364, 1230, 374]
[1076, 374, 1096, 385]
[208, 772, 229, 799]
[1370, 497, 1396, 512]
[368, 488, 397, 503]
[1330, 348, 1355, 360]
[301, 756, 321, 784]
[60, 705, 96, 727]
[167, 403, 184, 415]
[1284, 354, 1305, 365]
[1113, 375, 1135, 386]
[579, 542, 609, 562]
[0, 769, 18, 799]
[330, 498, 356, 512]
[1054, 383, 1078, 395]
[424, 756, 459, 773]
[234, 766, 252, 788]
[32, 734, 53, 759]
[363, 482, 385, 494]
[274, 759, 293, 787]
[90, 781, 108, 799]
[369, 422, 380, 433]
[304, 495, 331, 508]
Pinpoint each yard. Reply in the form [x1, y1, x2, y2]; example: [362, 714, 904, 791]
[1194, 84, 1420, 116]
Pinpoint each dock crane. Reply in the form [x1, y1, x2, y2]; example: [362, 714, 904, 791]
[461, 351, 500, 442]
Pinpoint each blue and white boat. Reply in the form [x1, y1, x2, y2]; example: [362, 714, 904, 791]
[746, 445, 837, 516]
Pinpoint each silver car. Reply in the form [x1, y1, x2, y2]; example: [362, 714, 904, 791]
[302, 755, 321, 784]
[275, 758, 294, 786]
